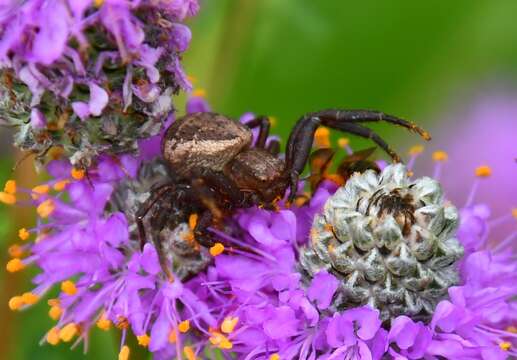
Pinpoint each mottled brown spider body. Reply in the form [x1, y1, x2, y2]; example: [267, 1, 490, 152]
[138, 109, 430, 279]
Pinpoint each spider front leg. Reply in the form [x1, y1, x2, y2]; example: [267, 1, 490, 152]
[136, 184, 175, 249]
[243, 116, 271, 148]
[135, 184, 176, 281]
[193, 211, 215, 248]
[284, 109, 430, 202]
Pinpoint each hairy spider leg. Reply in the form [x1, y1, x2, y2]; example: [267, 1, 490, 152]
[242, 116, 271, 148]
[193, 211, 215, 248]
[266, 138, 281, 156]
[284, 109, 431, 202]
[135, 183, 176, 280]
[309, 109, 431, 140]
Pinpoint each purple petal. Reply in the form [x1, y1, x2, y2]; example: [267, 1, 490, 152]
[88, 83, 109, 116]
[72, 101, 90, 120]
[30, 108, 46, 128]
[32, 1, 68, 65]
[170, 23, 191, 52]
[141, 244, 161, 275]
[263, 306, 299, 339]
[388, 316, 418, 350]
[307, 270, 339, 310]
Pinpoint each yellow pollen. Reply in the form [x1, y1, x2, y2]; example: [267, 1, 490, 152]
[4, 180, 16, 194]
[0, 192, 16, 205]
[270, 354, 280, 360]
[118, 345, 130, 360]
[189, 213, 198, 230]
[178, 320, 190, 333]
[18, 228, 30, 241]
[512, 209, 517, 219]
[168, 329, 177, 343]
[96, 314, 112, 331]
[409, 144, 424, 155]
[21, 292, 39, 305]
[338, 137, 350, 148]
[269, 116, 277, 127]
[37, 199, 55, 218]
[49, 305, 62, 320]
[8, 296, 24, 310]
[432, 150, 448, 162]
[192, 88, 206, 97]
[500, 341, 511, 351]
[6, 258, 25, 272]
[209, 243, 225, 256]
[8, 244, 23, 258]
[183, 346, 196, 360]
[61, 280, 78, 296]
[314, 127, 331, 148]
[46, 327, 60, 345]
[475, 165, 492, 178]
[31, 184, 50, 199]
[71, 168, 85, 180]
[209, 331, 233, 349]
[221, 316, 238, 334]
[137, 334, 150, 347]
[59, 323, 78, 342]
[53, 179, 70, 191]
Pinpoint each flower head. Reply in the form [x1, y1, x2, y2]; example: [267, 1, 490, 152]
[0, 0, 199, 166]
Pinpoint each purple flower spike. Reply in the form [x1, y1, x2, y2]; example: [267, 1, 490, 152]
[0, 0, 200, 165]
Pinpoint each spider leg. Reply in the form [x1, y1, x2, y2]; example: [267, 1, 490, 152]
[193, 210, 214, 248]
[136, 184, 174, 249]
[309, 109, 431, 140]
[148, 205, 176, 281]
[266, 137, 281, 156]
[243, 116, 271, 148]
[194, 168, 244, 205]
[284, 110, 430, 202]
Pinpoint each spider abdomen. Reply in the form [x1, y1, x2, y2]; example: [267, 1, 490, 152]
[162, 112, 253, 177]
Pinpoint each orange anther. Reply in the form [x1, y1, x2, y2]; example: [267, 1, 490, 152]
[189, 213, 198, 230]
[432, 151, 448, 162]
[71, 168, 85, 180]
[18, 228, 30, 241]
[209, 243, 225, 256]
[137, 334, 150, 347]
[475, 165, 492, 178]
[4, 180, 16, 194]
[6, 258, 25, 272]
[61, 280, 77, 295]
[118, 345, 130, 360]
[178, 320, 190, 333]
[37, 199, 55, 218]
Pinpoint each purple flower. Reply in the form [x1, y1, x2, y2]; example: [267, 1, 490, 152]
[0, 0, 200, 165]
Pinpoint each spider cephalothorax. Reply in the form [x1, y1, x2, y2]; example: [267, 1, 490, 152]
[137, 109, 431, 278]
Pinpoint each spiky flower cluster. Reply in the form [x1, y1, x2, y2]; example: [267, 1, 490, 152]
[301, 164, 464, 322]
[0, 0, 198, 167]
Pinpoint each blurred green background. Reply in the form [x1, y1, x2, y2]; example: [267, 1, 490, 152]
[2, 0, 517, 359]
